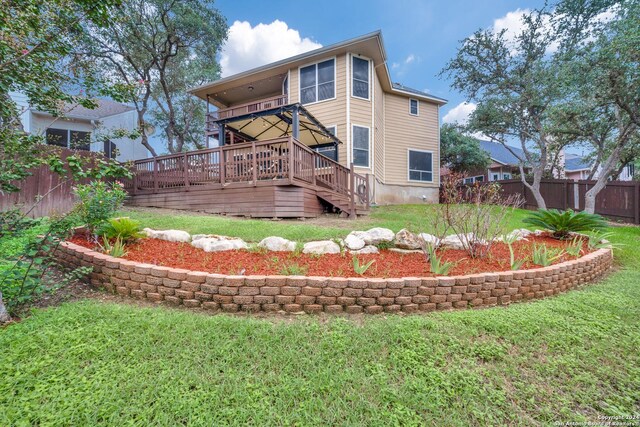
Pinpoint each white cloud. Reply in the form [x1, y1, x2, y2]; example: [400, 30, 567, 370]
[404, 54, 416, 65]
[220, 20, 322, 77]
[442, 102, 477, 125]
[390, 54, 418, 77]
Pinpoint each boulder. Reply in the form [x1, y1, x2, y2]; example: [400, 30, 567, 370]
[496, 228, 532, 242]
[190, 235, 248, 252]
[143, 228, 191, 243]
[344, 233, 366, 251]
[258, 236, 296, 252]
[394, 229, 423, 250]
[349, 245, 379, 254]
[364, 227, 395, 245]
[441, 233, 488, 250]
[418, 233, 440, 248]
[302, 240, 341, 255]
[389, 247, 422, 254]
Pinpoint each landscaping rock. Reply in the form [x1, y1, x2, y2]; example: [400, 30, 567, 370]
[349, 245, 379, 254]
[389, 247, 422, 254]
[258, 236, 296, 252]
[344, 233, 366, 251]
[418, 233, 440, 248]
[365, 227, 395, 245]
[495, 228, 532, 242]
[441, 233, 488, 250]
[190, 235, 248, 252]
[395, 229, 422, 249]
[143, 228, 191, 243]
[302, 240, 341, 255]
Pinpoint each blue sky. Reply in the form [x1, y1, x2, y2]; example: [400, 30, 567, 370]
[213, 0, 547, 124]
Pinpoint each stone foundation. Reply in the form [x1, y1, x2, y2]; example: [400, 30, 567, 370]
[55, 241, 613, 314]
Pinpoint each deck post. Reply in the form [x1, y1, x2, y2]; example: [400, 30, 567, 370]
[132, 166, 137, 196]
[252, 141, 257, 186]
[153, 158, 158, 193]
[288, 137, 294, 184]
[366, 173, 371, 210]
[218, 123, 226, 146]
[183, 152, 190, 191]
[219, 146, 226, 186]
[349, 162, 356, 219]
[634, 181, 639, 224]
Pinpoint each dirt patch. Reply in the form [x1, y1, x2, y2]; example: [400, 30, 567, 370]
[69, 233, 589, 278]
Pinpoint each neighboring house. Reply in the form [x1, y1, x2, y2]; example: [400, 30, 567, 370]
[449, 140, 527, 184]
[11, 92, 148, 162]
[564, 154, 636, 181]
[189, 30, 447, 205]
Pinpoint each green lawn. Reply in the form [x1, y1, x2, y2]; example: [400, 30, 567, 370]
[1, 206, 639, 425]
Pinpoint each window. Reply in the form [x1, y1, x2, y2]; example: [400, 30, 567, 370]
[46, 128, 68, 147]
[312, 126, 338, 161]
[463, 177, 474, 184]
[408, 150, 433, 182]
[475, 175, 484, 182]
[352, 125, 369, 167]
[410, 99, 419, 115]
[46, 128, 91, 151]
[300, 59, 335, 104]
[352, 56, 369, 99]
[492, 174, 499, 181]
[502, 173, 512, 180]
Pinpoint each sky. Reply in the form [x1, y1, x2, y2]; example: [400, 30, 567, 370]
[211, 0, 548, 126]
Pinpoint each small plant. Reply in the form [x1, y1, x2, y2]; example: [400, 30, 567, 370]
[586, 231, 616, 250]
[424, 243, 454, 276]
[565, 236, 584, 258]
[523, 209, 608, 239]
[503, 233, 525, 270]
[352, 256, 375, 276]
[375, 240, 395, 251]
[279, 263, 308, 276]
[97, 217, 144, 243]
[73, 181, 128, 234]
[532, 244, 565, 267]
[100, 236, 127, 257]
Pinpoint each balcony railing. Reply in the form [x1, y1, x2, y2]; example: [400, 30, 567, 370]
[207, 94, 289, 124]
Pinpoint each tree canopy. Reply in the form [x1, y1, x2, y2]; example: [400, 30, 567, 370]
[440, 124, 491, 173]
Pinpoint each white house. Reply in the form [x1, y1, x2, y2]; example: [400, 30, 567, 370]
[11, 92, 149, 162]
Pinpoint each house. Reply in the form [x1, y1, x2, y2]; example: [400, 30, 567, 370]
[124, 31, 447, 218]
[11, 92, 148, 162]
[453, 140, 526, 184]
[564, 154, 636, 181]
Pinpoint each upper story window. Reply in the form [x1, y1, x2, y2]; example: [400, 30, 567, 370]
[352, 56, 369, 99]
[46, 128, 91, 151]
[408, 149, 433, 182]
[300, 59, 335, 104]
[409, 98, 419, 115]
[352, 125, 370, 168]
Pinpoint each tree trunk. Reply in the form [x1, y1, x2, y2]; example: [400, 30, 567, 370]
[0, 291, 10, 324]
[137, 110, 158, 157]
[520, 164, 547, 210]
[584, 145, 623, 213]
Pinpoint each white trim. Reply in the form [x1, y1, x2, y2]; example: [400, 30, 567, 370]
[346, 53, 351, 165]
[436, 106, 440, 185]
[370, 61, 375, 175]
[407, 148, 434, 183]
[382, 90, 386, 182]
[352, 124, 371, 168]
[409, 98, 419, 116]
[351, 55, 371, 101]
[297, 56, 337, 106]
[283, 70, 290, 96]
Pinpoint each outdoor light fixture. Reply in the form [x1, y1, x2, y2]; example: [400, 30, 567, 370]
[248, 85, 254, 91]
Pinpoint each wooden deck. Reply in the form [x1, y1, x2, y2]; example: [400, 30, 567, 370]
[123, 137, 370, 218]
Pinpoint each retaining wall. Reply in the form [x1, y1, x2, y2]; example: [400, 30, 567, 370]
[55, 241, 613, 314]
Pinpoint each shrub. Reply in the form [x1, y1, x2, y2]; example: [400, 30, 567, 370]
[438, 174, 523, 258]
[73, 181, 127, 234]
[522, 209, 608, 239]
[100, 236, 127, 257]
[97, 217, 144, 243]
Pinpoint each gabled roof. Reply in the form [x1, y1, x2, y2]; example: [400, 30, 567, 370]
[565, 156, 592, 172]
[189, 31, 447, 106]
[34, 99, 134, 120]
[478, 140, 524, 166]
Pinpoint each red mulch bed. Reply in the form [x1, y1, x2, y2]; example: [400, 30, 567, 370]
[68, 233, 591, 278]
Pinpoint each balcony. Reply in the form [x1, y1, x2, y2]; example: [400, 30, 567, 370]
[208, 94, 289, 121]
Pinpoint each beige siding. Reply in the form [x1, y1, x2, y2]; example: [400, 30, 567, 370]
[289, 54, 348, 165]
[383, 94, 440, 187]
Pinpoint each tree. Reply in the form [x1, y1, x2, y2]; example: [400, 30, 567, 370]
[85, 0, 227, 155]
[441, 8, 567, 209]
[439, 124, 490, 173]
[551, 0, 639, 213]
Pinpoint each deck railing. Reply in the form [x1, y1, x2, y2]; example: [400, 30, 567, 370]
[124, 137, 370, 211]
[207, 95, 289, 127]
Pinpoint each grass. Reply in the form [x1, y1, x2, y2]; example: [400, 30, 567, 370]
[1, 206, 639, 425]
[118, 204, 531, 242]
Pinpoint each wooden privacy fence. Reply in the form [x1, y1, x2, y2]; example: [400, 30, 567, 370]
[467, 179, 640, 224]
[0, 148, 92, 218]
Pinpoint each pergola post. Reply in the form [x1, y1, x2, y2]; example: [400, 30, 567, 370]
[292, 105, 300, 140]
